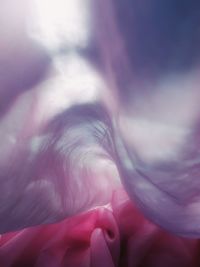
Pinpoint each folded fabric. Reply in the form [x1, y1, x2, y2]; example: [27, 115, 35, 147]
[0, 188, 198, 267]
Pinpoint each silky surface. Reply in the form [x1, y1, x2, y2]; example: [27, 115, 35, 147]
[0, 189, 199, 267]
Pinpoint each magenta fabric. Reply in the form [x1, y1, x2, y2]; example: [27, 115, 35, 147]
[0, 189, 199, 267]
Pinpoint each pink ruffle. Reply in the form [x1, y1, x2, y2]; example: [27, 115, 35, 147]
[0, 189, 199, 267]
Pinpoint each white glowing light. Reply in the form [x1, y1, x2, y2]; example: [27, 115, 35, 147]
[119, 116, 189, 163]
[31, 0, 90, 50]
[35, 53, 103, 121]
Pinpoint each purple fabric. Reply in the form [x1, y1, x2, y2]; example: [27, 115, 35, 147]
[1, 1, 200, 266]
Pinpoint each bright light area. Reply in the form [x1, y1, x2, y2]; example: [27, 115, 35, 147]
[119, 116, 190, 163]
[27, 0, 103, 125]
[30, 0, 90, 50]
[35, 53, 104, 121]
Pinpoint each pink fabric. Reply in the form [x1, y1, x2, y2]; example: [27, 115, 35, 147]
[0, 189, 199, 267]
